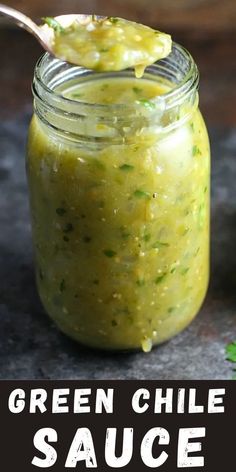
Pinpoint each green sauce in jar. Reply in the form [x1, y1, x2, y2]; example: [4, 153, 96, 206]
[27, 44, 210, 351]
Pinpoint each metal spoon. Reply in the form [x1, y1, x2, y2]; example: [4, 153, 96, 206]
[0, 3, 92, 57]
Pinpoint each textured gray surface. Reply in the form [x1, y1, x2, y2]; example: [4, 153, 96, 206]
[0, 113, 235, 379]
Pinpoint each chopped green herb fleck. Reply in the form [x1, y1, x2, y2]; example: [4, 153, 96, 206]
[100, 48, 109, 53]
[190, 123, 194, 132]
[71, 93, 84, 98]
[83, 236, 91, 243]
[168, 307, 175, 313]
[181, 267, 190, 275]
[118, 307, 131, 316]
[170, 267, 176, 274]
[42, 17, 65, 33]
[63, 236, 70, 242]
[63, 223, 74, 233]
[198, 203, 206, 229]
[111, 319, 118, 327]
[192, 145, 202, 156]
[103, 249, 117, 258]
[108, 17, 119, 24]
[120, 226, 130, 240]
[134, 189, 151, 199]
[60, 279, 66, 292]
[143, 233, 151, 242]
[136, 98, 155, 109]
[39, 268, 44, 281]
[152, 240, 170, 249]
[133, 86, 143, 94]
[100, 84, 109, 91]
[136, 279, 145, 287]
[121, 232, 130, 240]
[119, 164, 134, 171]
[155, 273, 167, 284]
[226, 341, 236, 363]
[56, 207, 66, 216]
[93, 279, 99, 285]
[93, 159, 106, 170]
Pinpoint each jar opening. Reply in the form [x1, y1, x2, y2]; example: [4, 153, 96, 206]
[32, 42, 199, 142]
[34, 42, 198, 108]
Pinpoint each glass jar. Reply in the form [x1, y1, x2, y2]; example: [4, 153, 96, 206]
[27, 43, 210, 352]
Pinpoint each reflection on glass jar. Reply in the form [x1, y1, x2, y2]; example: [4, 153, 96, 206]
[27, 43, 210, 351]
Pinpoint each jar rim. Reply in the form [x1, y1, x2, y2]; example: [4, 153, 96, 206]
[33, 41, 199, 114]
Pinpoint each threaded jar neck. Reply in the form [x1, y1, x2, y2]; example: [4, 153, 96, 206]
[32, 42, 199, 145]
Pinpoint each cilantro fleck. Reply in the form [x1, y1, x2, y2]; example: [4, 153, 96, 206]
[63, 236, 70, 242]
[152, 241, 170, 249]
[108, 17, 119, 24]
[119, 164, 134, 171]
[100, 84, 109, 91]
[42, 17, 65, 34]
[93, 279, 99, 285]
[133, 86, 143, 94]
[60, 279, 66, 292]
[168, 307, 175, 313]
[134, 189, 151, 199]
[100, 48, 109, 53]
[56, 207, 66, 216]
[136, 279, 145, 287]
[181, 267, 190, 275]
[143, 233, 151, 242]
[198, 203, 205, 229]
[155, 273, 167, 284]
[71, 93, 84, 98]
[103, 249, 117, 258]
[63, 223, 74, 233]
[121, 232, 130, 240]
[83, 236, 91, 243]
[190, 123, 194, 132]
[136, 98, 156, 110]
[111, 319, 118, 327]
[192, 145, 202, 156]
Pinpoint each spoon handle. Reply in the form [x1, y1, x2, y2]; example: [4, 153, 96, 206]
[0, 3, 51, 51]
[0, 4, 39, 32]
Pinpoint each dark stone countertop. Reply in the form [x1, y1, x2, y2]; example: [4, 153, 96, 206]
[0, 111, 235, 380]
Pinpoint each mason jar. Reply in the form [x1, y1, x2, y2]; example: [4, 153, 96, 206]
[26, 43, 210, 352]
